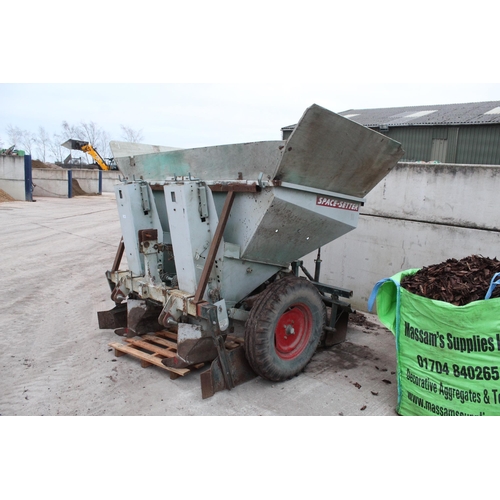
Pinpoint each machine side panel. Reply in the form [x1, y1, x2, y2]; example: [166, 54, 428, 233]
[222, 188, 275, 257]
[240, 187, 360, 265]
[110, 141, 181, 159]
[114, 141, 285, 182]
[114, 183, 164, 276]
[218, 255, 282, 307]
[163, 183, 213, 296]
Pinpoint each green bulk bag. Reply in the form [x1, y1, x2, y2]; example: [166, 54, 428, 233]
[369, 270, 500, 416]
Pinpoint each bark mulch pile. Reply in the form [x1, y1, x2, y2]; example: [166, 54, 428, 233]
[400, 255, 500, 306]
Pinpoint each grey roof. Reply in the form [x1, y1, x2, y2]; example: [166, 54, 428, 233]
[281, 101, 500, 130]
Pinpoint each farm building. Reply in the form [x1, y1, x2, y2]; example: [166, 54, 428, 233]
[281, 101, 500, 165]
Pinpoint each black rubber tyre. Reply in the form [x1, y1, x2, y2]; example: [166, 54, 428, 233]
[244, 275, 326, 382]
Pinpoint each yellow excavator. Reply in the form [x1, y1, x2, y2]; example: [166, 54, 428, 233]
[61, 139, 115, 170]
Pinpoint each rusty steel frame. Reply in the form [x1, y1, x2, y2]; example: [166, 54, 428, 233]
[111, 237, 125, 273]
[193, 190, 236, 305]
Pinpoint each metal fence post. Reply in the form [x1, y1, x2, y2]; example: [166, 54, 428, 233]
[24, 154, 33, 202]
[68, 170, 73, 198]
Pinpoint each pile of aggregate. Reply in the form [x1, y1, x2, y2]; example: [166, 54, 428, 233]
[400, 255, 500, 306]
[0, 189, 16, 202]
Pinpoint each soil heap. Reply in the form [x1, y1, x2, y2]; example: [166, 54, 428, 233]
[0, 189, 16, 203]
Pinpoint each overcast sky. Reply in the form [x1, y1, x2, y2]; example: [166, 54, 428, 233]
[2, 83, 499, 153]
[2, 1, 498, 159]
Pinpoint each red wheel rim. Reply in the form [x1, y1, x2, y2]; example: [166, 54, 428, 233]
[275, 303, 313, 360]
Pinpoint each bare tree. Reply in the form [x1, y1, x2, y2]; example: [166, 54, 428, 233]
[61, 120, 83, 141]
[120, 124, 144, 143]
[3, 120, 115, 163]
[34, 126, 50, 162]
[6, 125, 35, 155]
[79, 121, 100, 145]
[79, 121, 111, 163]
[51, 122, 77, 164]
[100, 129, 112, 159]
[6, 125, 23, 148]
[49, 131, 68, 164]
[23, 131, 35, 156]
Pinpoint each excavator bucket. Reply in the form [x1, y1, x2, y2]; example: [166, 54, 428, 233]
[61, 139, 90, 152]
[61, 138, 110, 170]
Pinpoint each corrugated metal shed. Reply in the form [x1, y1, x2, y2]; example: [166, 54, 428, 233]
[338, 101, 500, 127]
[282, 101, 500, 132]
[282, 101, 500, 165]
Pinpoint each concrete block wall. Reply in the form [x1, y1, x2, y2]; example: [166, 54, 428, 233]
[0, 155, 25, 200]
[302, 162, 500, 312]
[71, 168, 121, 193]
[32, 168, 121, 197]
[363, 162, 500, 231]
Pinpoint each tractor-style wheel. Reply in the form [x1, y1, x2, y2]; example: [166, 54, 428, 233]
[244, 276, 326, 382]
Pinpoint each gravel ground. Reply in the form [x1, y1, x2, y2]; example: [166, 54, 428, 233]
[0, 194, 398, 416]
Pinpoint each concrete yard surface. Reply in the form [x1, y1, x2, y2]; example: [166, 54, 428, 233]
[0, 194, 399, 416]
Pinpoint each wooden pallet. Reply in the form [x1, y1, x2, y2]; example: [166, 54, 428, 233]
[109, 330, 245, 379]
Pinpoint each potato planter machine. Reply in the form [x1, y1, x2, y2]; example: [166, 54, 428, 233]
[98, 104, 404, 398]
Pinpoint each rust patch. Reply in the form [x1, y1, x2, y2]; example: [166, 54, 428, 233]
[208, 183, 258, 192]
[138, 228, 158, 242]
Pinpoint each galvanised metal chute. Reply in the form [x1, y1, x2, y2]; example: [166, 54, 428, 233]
[275, 103, 405, 197]
[98, 104, 404, 398]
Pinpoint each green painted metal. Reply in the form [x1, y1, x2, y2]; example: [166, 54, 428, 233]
[456, 126, 500, 165]
[385, 125, 500, 165]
